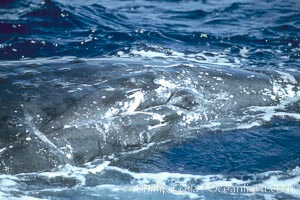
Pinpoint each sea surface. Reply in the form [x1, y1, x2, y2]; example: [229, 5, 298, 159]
[0, 0, 300, 199]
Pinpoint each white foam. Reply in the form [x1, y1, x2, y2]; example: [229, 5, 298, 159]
[121, 140, 171, 155]
[103, 166, 300, 198]
[240, 47, 249, 58]
[0, 194, 46, 200]
[1, 161, 299, 199]
[106, 166, 223, 184]
[237, 121, 262, 130]
[120, 143, 156, 155]
[276, 70, 297, 84]
[154, 78, 177, 89]
[130, 49, 167, 58]
[104, 107, 120, 118]
[86, 160, 110, 174]
[271, 71, 299, 101]
[124, 91, 144, 114]
[18, 161, 111, 188]
[123, 46, 241, 67]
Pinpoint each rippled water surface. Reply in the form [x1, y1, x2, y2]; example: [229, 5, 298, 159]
[0, 0, 300, 199]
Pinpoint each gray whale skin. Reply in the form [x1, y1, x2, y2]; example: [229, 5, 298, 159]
[0, 59, 299, 174]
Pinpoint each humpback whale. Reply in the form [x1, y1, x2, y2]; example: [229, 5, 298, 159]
[0, 57, 299, 174]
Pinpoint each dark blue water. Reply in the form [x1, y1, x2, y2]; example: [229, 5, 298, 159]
[1, 0, 300, 199]
[0, 0, 299, 66]
[119, 119, 300, 175]
[165, 120, 300, 175]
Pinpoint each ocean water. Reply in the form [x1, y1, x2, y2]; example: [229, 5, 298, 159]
[0, 0, 300, 199]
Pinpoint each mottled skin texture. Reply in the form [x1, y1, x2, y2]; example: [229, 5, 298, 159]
[0, 59, 299, 174]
